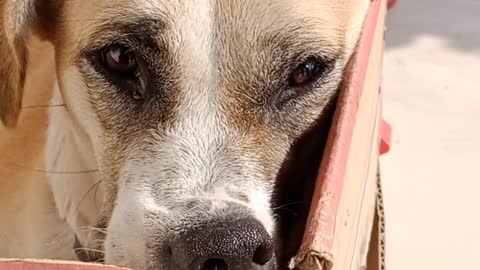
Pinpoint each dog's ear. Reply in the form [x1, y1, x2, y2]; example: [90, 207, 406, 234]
[0, 0, 59, 128]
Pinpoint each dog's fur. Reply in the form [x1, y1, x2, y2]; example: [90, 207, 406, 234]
[0, 0, 370, 269]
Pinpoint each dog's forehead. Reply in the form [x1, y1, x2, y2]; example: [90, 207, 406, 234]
[61, 0, 357, 49]
[64, 0, 344, 22]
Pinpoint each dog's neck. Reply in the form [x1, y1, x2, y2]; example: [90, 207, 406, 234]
[45, 82, 103, 243]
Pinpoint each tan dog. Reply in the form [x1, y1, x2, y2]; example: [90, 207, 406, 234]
[0, 0, 370, 269]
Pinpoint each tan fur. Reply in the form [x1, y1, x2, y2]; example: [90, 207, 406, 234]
[0, 38, 76, 259]
[0, 0, 370, 269]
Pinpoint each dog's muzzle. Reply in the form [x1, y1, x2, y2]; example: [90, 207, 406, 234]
[169, 217, 276, 270]
[72, 216, 276, 270]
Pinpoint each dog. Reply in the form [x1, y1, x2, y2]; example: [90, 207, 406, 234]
[0, 0, 370, 269]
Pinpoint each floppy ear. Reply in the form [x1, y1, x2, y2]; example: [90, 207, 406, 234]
[0, 0, 58, 128]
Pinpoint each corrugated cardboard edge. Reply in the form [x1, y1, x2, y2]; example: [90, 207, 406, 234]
[372, 170, 387, 270]
[289, 251, 333, 270]
[290, 0, 386, 269]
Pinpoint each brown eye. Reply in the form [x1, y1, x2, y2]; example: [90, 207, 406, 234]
[101, 45, 137, 74]
[289, 59, 323, 87]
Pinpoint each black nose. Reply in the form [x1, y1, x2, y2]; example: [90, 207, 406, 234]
[170, 218, 274, 270]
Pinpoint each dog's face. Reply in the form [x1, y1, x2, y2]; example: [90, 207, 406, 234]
[0, 0, 369, 269]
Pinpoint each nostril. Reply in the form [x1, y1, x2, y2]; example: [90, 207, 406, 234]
[252, 241, 274, 266]
[202, 258, 228, 270]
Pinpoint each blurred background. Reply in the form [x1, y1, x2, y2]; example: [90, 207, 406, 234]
[381, 0, 480, 269]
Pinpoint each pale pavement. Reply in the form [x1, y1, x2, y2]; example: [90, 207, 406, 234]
[380, 0, 480, 269]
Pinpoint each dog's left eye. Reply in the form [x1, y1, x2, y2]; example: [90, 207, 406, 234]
[289, 59, 325, 87]
[102, 46, 137, 74]
[101, 45, 138, 75]
[95, 45, 148, 100]
[273, 58, 330, 106]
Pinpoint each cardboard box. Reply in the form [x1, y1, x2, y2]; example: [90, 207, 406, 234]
[0, 0, 388, 269]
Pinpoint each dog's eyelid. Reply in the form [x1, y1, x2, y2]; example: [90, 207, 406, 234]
[79, 31, 161, 58]
[292, 52, 336, 68]
[89, 41, 137, 54]
[271, 53, 337, 107]
[287, 54, 335, 82]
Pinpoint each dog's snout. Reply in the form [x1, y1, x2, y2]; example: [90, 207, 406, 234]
[170, 218, 274, 269]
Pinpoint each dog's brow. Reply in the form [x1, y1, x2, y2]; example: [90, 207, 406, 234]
[79, 18, 167, 52]
[263, 24, 344, 59]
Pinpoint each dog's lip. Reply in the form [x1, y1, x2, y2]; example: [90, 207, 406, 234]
[73, 234, 105, 263]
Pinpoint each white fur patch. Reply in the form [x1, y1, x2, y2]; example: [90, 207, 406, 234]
[46, 79, 103, 245]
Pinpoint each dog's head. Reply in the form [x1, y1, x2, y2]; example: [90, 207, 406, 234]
[0, 0, 369, 269]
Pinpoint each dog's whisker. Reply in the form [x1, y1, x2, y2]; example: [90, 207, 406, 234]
[82, 233, 107, 247]
[80, 226, 107, 234]
[93, 180, 103, 208]
[74, 247, 105, 254]
[272, 201, 303, 211]
[85, 236, 106, 243]
[94, 257, 105, 264]
[89, 239, 106, 246]
[83, 241, 106, 250]
[272, 201, 303, 217]
[1, 162, 99, 174]
[75, 180, 103, 213]
[275, 208, 298, 217]
[21, 104, 66, 110]
[80, 227, 107, 234]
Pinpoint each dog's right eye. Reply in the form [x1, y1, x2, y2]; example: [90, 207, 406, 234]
[101, 45, 138, 75]
[94, 45, 148, 100]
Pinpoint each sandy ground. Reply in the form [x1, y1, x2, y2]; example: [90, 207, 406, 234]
[380, 0, 480, 269]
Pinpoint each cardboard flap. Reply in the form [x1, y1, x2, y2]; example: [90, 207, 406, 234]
[0, 259, 129, 270]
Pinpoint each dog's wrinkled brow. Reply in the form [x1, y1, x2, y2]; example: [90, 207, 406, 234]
[77, 18, 168, 54]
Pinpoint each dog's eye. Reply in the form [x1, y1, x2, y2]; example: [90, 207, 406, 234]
[101, 45, 138, 75]
[273, 57, 331, 106]
[289, 59, 325, 87]
[96, 45, 148, 100]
